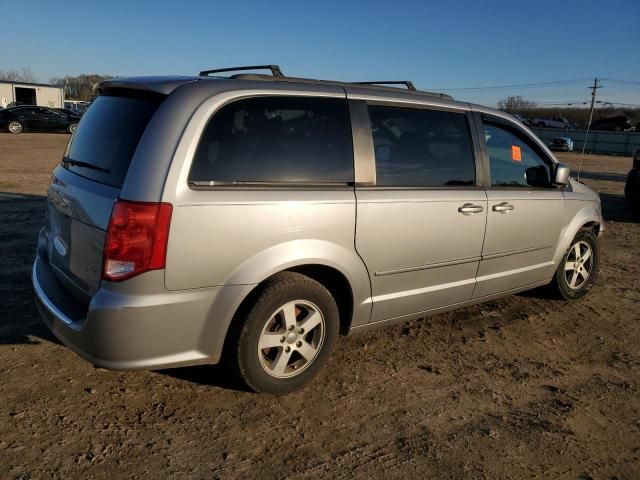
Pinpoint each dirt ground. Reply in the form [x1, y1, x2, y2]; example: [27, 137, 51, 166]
[1, 133, 639, 480]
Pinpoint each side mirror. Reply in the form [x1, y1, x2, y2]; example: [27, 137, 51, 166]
[525, 165, 551, 188]
[554, 163, 570, 186]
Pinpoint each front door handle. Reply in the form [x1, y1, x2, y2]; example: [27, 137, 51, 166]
[492, 202, 514, 213]
[458, 203, 484, 215]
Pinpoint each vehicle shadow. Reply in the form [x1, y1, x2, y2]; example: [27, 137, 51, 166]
[0, 192, 59, 345]
[578, 171, 628, 183]
[158, 364, 252, 393]
[599, 192, 638, 223]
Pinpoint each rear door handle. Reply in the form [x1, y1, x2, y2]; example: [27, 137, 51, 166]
[492, 202, 514, 213]
[458, 203, 484, 215]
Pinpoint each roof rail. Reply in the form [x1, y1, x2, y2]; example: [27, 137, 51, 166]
[199, 65, 284, 78]
[352, 81, 416, 91]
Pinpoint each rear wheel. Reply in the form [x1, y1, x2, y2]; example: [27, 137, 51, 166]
[228, 272, 339, 394]
[550, 231, 599, 300]
[8, 121, 23, 134]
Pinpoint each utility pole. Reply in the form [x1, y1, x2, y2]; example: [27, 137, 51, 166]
[586, 78, 602, 130]
[578, 78, 602, 180]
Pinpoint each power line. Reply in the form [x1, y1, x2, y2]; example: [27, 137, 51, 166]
[601, 78, 640, 86]
[426, 78, 593, 92]
[602, 101, 640, 107]
[534, 100, 589, 105]
[533, 99, 640, 107]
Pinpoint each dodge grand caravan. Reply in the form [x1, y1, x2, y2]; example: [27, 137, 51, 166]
[33, 65, 603, 394]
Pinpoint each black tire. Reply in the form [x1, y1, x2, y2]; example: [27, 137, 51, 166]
[7, 120, 23, 134]
[227, 272, 339, 394]
[68, 123, 78, 134]
[550, 230, 599, 300]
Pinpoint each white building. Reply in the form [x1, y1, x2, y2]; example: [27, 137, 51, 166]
[0, 80, 64, 108]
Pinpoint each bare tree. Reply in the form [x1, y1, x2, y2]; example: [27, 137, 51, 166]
[50, 74, 114, 101]
[497, 95, 537, 113]
[0, 67, 38, 83]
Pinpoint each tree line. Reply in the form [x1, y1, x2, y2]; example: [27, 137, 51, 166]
[497, 95, 640, 128]
[0, 68, 112, 101]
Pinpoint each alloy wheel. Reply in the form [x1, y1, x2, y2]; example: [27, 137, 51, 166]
[257, 300, 325, 378]
[564, 240, 593, 290]
[8, 121, 22, 134]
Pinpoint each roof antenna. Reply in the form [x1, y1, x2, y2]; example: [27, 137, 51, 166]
[577, 78, 601, 181]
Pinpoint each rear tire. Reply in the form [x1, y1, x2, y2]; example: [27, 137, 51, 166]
[7, 120, 23, 134]
[228, 272, 339, 394]
[550, 231, 599, 300]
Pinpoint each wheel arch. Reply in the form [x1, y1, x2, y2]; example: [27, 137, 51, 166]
[552, 204, 602, 266]
[218, 262, 362, 366]
[211, 240, 372, 364]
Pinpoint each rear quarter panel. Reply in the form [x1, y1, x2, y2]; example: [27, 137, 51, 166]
[159, 86, 373, 328]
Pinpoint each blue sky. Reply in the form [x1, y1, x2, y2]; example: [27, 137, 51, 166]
[1, 0, 639, 106]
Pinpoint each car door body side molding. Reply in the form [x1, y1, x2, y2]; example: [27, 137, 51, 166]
[375, 244, 551, 277]
[364, 277, 476, 305]
[375, 255, 482, 276]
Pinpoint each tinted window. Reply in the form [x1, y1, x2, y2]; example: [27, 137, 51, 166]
[14, 107, 37, 116]
[63, 95, 161, 187]
[189, 97, 353, 184]
[483, 122, 553, 188]
[368, 105, 475, 187]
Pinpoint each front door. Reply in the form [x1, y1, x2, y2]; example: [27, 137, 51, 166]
[473, 114, 565, 298]
[354, 103, 487, 323]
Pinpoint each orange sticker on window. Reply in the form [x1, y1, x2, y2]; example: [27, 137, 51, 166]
[511, 145, 522, 161]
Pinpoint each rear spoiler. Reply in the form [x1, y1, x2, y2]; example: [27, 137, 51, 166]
[97, 76, 198, 96]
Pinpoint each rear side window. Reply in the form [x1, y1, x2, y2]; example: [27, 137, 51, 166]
[368, 105, 475, 187]
[189, 96, 353, 184]
[483, 122, 553, 188]
[63, 95, 161, 187]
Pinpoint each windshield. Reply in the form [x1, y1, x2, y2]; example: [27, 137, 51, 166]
[63, 94, 162, 187]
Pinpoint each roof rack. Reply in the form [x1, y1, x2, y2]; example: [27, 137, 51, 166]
[196, 65, 452, 99]
[352, 81, 416, 91]
[199, 65, 284, 78]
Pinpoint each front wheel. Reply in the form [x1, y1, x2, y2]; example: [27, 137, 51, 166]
[550, 231, 599, 300]
[228, 272, 339, 394]
[68, 123, 78, 134]
[7, 120, 23, 134]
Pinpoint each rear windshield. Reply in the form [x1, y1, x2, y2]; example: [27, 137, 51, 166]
[63, 95, 162, 187]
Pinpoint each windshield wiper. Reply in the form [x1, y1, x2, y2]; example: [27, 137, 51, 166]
[62, 157, 110, 173]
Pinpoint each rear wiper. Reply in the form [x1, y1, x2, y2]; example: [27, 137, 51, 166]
[62, 157, 110, 173]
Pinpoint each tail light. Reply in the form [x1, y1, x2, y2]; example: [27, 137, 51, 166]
[102, 200, 173, 281]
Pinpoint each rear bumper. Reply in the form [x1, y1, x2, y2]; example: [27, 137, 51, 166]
[33, 255, 247, 370]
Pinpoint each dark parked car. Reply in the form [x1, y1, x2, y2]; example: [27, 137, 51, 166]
[626, 148, 640, 216]
[55, 108, 83, 118]
[0, 106, 80, 134]
[591, 115, 632, 132]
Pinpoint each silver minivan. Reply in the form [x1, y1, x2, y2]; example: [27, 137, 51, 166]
[33, 66, 603, 393]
